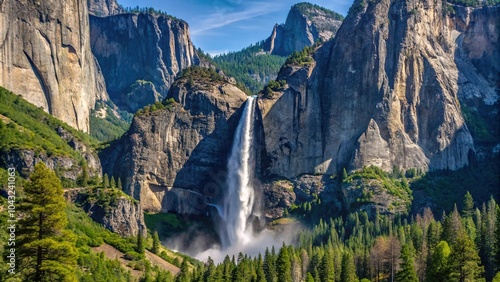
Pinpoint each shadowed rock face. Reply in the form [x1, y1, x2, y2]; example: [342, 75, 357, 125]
[264, 3, 343, 56]
[0, 0, 108, 132]
[102, 76, 248, 213]
[90, 13, 201, 112]
[258, 0, 500, 179]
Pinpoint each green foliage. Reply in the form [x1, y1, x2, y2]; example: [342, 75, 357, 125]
[178, 66, 225, 85]
[0, 87, 98, 160]
[213, 41, 287, 94]
[462, 105, 498, 144]
[90, 101, 131, 142]
[396, 244, 418, 282]
[344, 166, 413, 208]
[340, 252, 358, 282]
[285, 45, 316, 66]
[17, 162, 78, 281]
[152, 231, 161, 254]
[276, 244, 292, 282]
[123, 5, 179, 19]
[76, 251, 133, 282]
[262, 80, 287, 98]
[411, 155, 500, 214]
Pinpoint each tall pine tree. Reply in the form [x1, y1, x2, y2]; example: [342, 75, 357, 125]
[18, 162, 78, 281]
[395, 244, 418, 282]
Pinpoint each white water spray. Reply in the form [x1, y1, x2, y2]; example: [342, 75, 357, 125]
[219, 96, 256, 248]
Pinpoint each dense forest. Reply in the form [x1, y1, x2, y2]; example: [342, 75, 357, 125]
[213, 42, 287, 94]
[178, 194, 500, 282]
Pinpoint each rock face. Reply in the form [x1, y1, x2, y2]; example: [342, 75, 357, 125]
[257, 0, 499, 179]
[102, 71, 248, 213]
[2, 126, 101, 181]
[263, 3, 343, 56]
[88, 0, 124, 17]
[0, 0, 108, 132]
[65, 189, 147, 237]
[90, 196, 147, 237]
[90, 12, 202, 112]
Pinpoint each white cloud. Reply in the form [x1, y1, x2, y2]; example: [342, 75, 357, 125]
[191, 1, 283, 35]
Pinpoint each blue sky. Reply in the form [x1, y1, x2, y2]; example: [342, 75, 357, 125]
[117, 0, 353, 56]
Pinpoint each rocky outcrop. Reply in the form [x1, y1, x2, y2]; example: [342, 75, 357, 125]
[102, 69, 248, 213]
[66, 188, 147, 237]
[257, 0, 496, 179]
[91, 196, 147, 237]
[90, 12, 202, 112]
[88, 0, 124, 17]
[0, 0, 108, 132]
[263, 3, 343, 56]
[1, 126, 101, 180]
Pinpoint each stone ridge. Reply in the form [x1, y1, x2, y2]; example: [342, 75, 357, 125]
[90, 12, 202, 112]
[0, 0, 108, 132]
[263, 3, 343, 56]
[257, 0, 499, 179]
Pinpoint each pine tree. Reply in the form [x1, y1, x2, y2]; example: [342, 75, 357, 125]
[110, 176, 116, 188]
[276, 244, 292, 282]
[395, 244, 418, 282]
[340, 251, 358, 282]
[342, 168, 348, 181]
[264, 247, 277, 282]
[152, 231, 160, 254]
[17, 162, 78, 281]
[448, 232, 484, 282]
[320, 250, 335, 282]
[103, 173, 109, 188]
[426, 241, 451, 282]
[463, 191, 474, 218]
[137, 233, 145, 254]
[117, 177, 123, 189]
[305, 272, 315, 282]
[175, 258, 190, 282]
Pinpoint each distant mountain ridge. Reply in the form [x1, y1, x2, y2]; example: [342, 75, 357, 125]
[263, 2, 344, 56]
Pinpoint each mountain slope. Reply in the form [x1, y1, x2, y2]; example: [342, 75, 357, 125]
[0, 87, 101, 183]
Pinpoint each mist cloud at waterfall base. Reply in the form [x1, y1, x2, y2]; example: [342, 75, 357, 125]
[194, 228, 294, 263]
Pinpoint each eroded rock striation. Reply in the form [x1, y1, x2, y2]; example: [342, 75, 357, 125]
[90, 12, 202, 112]
[263, 2, 343, 56]
[102, 70, 248, 213]
[258, 0, 500, 179]
[0, 0, 108, 132]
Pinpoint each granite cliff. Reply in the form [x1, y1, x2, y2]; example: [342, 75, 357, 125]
[263, 2, 344, 56]
[0, 0, 108, 132]
[88, 0, 124, 17]
[102, 68, 248, 213]
[257, 0, 500, 179]
[90, 12, 203, 112]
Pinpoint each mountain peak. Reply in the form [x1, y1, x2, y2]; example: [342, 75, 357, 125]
[263, 3, 343, 56]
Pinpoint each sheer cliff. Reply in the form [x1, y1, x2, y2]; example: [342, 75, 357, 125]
[0, 0, 108, 132]
[90, 12, 202, 112]
[258, 0, 499, 179]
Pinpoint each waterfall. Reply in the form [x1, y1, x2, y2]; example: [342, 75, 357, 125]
[219, 96, 256, 248]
